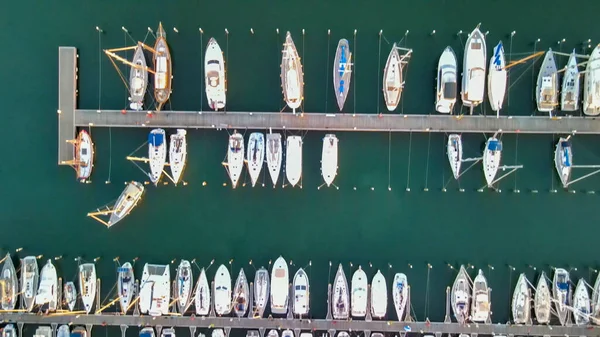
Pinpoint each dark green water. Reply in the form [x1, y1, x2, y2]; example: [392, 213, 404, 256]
[6, 0, 600, 334]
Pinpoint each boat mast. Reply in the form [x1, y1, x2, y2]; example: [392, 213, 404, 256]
[502, 51, 545, 70]
[104, 48, 156, 74]
[87, 207, 115, 227]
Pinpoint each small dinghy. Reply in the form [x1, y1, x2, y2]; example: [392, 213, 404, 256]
[63, 281, 77, 311]
[350, 267, 368, 318]
[511, 273, 531, 324]
[79, 263, 97, 314]
[332, 264, 349, 320]
[194, 268, 210, 316]
[534, 272, 551, 324]
[333, 39, 353, 111]
[451, 265, 470, 324]
[117, 262, 134, 314]
[461, 26, 487, 111]
[128, 43, 148, 110]
[225, 132, 244, 188]
[487, 41, 507, 114]
[471, 269, 491, 323]
[1, 253, 18, 310]
[553, 268, 571, 326]
[536, 49, 558, 113]
[148, 128, 167, 185]
[285, 136, 303, 187]
[108, 181, 144, 227]
[393, 273, 409, 321]
[253, 267, 270, 318]
[246, 132, 265, 187]
[169, 129, 187, 186]
[175, 260, 193, 314]
[271, 256, 289, 315]
[555, 136, 572, 188]
[483, 136, 502, 187]
[370, 270, 387, 319]
[573, 279, 590, 326]
[321, 134, 338, 187]
[383, 43, 409, 111]
[153, 22, 172, 111]
[205, 37, 226, 110]
[584, 44, 600, 116]
[293, 268, 310, 316]
[281, 32, 304, 113]
[35, 259, 58, 312]
[20, 256, 39, 312]
[561, 50, 580, 111]
[436, 46, 458, 113]
[57, 325, 70, 337]
[233, 268, 250, 317]
[266, 132, 282, 187]
[447, 134, 463, 180]
[592, 272, 600, 319]
[214, 264, 232, 316]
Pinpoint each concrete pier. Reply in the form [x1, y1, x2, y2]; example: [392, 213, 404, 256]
[57, 47, 77, 165]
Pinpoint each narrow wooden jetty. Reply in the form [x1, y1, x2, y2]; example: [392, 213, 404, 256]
[57, 47, 77, 165]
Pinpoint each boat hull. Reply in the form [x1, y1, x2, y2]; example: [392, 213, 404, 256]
[129, 44, 148, 110]
[471, 270, 490, 323]
[226, 133, 245, 188]
[483, 137, 502, 187]
[321, 134, 338, 187]
[148, 129, 167, 185]
[552, 268, 571, 326]
[451, 265, 470, 324]
[253, 267, 270, 317]
[293, 268, 310, 316]
[383, 44, 403, 111]
[333, 39, 352, 111]
[351, 268, 368, 318]
[436, 47, 458, 113]
[20, 256, 39, 312]
[233, 269, 250, 317]
[536, 50, 558, 112]
[205, 38, 227, 110]
[554, 137, 572, 188]
[534, 272, 551, 324]
[74, 130, 94, 180]
[281, 32, 304, 111]
[79, 263, 97, 314]
[370, 271, 387, 319]
[214, 264, 232, 316]
[64, 281, 77, 311]
[153, 23, 172, 111]
[266, 133, 282, 187]
[461, 28, 487, 108]
[194, 268, 211, 316]
[393, 273, 408, 321]
[117, 262, 134, 314]
[109, 181, 145, 226]
[285, 136, 303, 187]
[561, 50, 580, 111]
[1, 254, 18, 310]
[584, 45, 600, 115]
[169, 129, 187, 185]
[35, 260, 58, 312]
[175, 260, 193, 314]
[270, 256, 289, 315]
[487, 42, 507, 112]
[447, 134, 462, 180]
[332, 264, 349, 320]
[573, 279, 590, 325]
[139, 264, 170, 316]
[511, 273, 531, 324]
[247, 133, 265, 187]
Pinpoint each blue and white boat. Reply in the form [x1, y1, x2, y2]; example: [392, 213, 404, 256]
[333, 39, 353, 111]
[487, 41, 507, 114]
[553, 268, 570, 326]
[175, 260, 193, 314]
[555, 137, 572, 188]
[117, 262, 134, 314]
[393, 273, 408, 321]
[247, 132, 265, 187]
[573, 279, 590, 326]
[148, 128, 167, 185]
[225, 132, 244, 188]
[447, 134, 462, 180]
[483, 137, 502, 187]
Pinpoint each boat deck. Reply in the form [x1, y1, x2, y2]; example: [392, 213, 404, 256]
[58, 47, 77, 165]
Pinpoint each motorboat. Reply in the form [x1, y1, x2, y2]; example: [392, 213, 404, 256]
[447, 134, 462, 180]
[332, 264, 349, 319]
[233, 268, 250, 317]
[451, 265, 470, 324]
[2, 325, 16, 337]
[573, 279, 590, 326]
[175, 260, 193, 314]
[333, 39, 353, 111]
[351, 267, 368, 318]
[553, 268, 571, 326]
[554, 136, 572, 188]
[436, 46, 458, 113]
[57, 325, 70, 337]
[483, 136, 502, 187]
[371, 270, 387, 319]
[271, 256, 289, 314]
[253, 267, 270, 317]
[584, 44, 600, 115]
[266, 132, 282, 187]
[461, 26, 487, 110]
[247, 132, 265, 187]
[67, 129, 94, 181]
[205, 37, 226, 110]
[592, 272, 600, 319]
[20, 256, 38, 312]
[117, 262, 134, 314]
[487, 41, 507, 114]
[63, 281, 77, 311]
[225, 132, 244, 188]
[383, 43, 408, 111]
[293, 268, 309, 316]
[321, 134, 338, 187]
[511, 273, 530, 324]
[153, 22, 172, 111]
[169, 129, 187, 185]
[139, 263, 170, 316]
[79, 263, 97, 314]
[148, 128, 167, 185]
[128, 43, 148, 110]
[161, 328, 175, 337]
[267, 330, 279, 337]
[534, 272, 551, 324]
[393, 273, 408, 321]
[281, 31, 304, 113]
[536, 49, 558, 113]
[214, 264, 232, 316]
[140, 327, 156, 337]
[281, 330, 294, 337]
[471, 269, 490, 323]
[561, 50, 580, 111]
[35, 259, 58, 312]
[0, 254, 17, 310]
[194, 268, 210, 316]
[107, 181, 144, 227]
[285, 136, 303, 187]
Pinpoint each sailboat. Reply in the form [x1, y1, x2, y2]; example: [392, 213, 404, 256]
[511, 273, 530, 324]
[117, 262, 134, 314]
[371, 270, 387, 319]
[103, 42, 149, 111]
[1, 254, 17, 310]
[271, 256, 289, 315]
[561, 50, 580, 111]
[65, 130, 94, 181]
[436, 46, 458, 113]
[2, 325, 16, 337]
[169, 129, 187, 186]
[534, 272, 551, 324]
[573, 279, 590, 326]
[98, 181, 144, 227]
[471, 269, 491, 323]
[487, 41, 507, 114]
[281, 31, 304, 113]
[332, 264, 349, 320]
[483, 136, 502, 187]
[63, 282, 77, 311]
[350, 267, 368, 318]
[447, 134, 463, 180]
[536, 49, 558, 113]
[247, 132, 265, 187]
[20, 256, 38, 312]
[79, 263, 97, 314]
[393, 273, 408, 321]
[553, 268, 571, 326]
[212, 330, 225, 337]
[175, 260, 193, 314]
[293, 268, 309, 316]
[152, 22, 172, 111]
[584, 44, 600, 115]
[383, 43, 406, 111]
[266, 132, 282, 187]
[321, 134, 338, 187]
[592, 273, 600, 320]
[148, 128, 167, 185]
[161, 328, 175, 337]
[139, 263, 170, 316]
[333, 39, 353, 111]
[461, 26, 487, 111]
[205, 37, 226, 110]
[140, 327, 155, 337]
[57, 325, 70, 337]
[35, 259, 58, 312]
[555, 136, 572, 188]
[253, 267, 270, 317]
[451, 265, 470, 324]
[233, 268, 250, 317]
[194, 268, 210, 316]
[214, 264, 232, 316]
[225, 132, 244, 188]
[285, 136, 303, 187]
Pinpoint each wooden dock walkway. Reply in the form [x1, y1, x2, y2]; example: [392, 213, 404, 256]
[57, 47, 77, 165]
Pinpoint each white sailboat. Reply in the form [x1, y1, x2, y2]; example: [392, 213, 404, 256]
[169, 129, 187, 185]
[281, 31, 304, 113]
[1, 254, 17, 311]
[271, 256, 289, 314]
[246, 132, 265, 187]
[212, 330, 225, 337]
[534, 272, 551, 324]
[436, 46, 458, 113]
[35, 259, 58, 312]
[117, 262, 134, 314]
[214, 264, 232, 316]
[351, 267, 368, 318]
[383, 43, 409, 111]
[194, 268, 210, 316]
[139, 263, 170, 316]
[555, 136, 572, 188]
[471, 269, 491, 323]
[451, 265, 470, 324]
[253, 267, 270, 317]
[332, 264, 349, 320]
[266, 132, 282, 187]
[573, 279, 591, 326]
[267, 331, 279, 337]
[321, 134, 338, 187]
[78, 263, 97, 314]
[461, 26, 487, 111]
[106, 181, 145, 227]
[447, 134, 463, 180]
[592, 272, 600, 319]
[57, 325, 70, 337]
[393, 273, 408, 321]
[282, 330, 294, 337]
[370, 270, 387, 319]
[63, 281, 77, 311]
[20, 256, 38, 312]
[148, 128, 167, 185]
[553, 268, 571, 326]
[285, 136, 302, 187]
[561, 50, 580, 111]
[487, 41, 507, 114]
[483, 136, 502, 187]
[225, 132, 244, 188]
[293, 268, 310, 316]
[584, 44, 600, 116]
[205, 37, 226, 111]
[536, 49, 558, 113]
[175, 260, 193, 314]
[161, 328, 175, 337]
[511, 273, 530, 324]
[233, 269, 250, 317]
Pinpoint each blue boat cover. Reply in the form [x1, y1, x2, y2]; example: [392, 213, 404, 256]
[487, 140, 502, 151]
[71, 333, 83, 337]
[339, 80, 345, 93]
[557, 282, 569, 291]
[117, 267, 129, 272]
[564, 148, 571, 167]
[140, 333, 152, 337]
[149, 132, 164, 147]
[493, 42, 503, 66]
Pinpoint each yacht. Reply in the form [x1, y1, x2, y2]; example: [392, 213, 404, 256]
[35, 259, 58, 312]
[205, 37, 226, 110]
[573, 279, 590, 326]
[1, 254, 17, 310]
[233, 268, 250, 317]
[140, 327, 156, 337]
[153, 22, 172, 111]
[282, 330, 294, 337]
[175, 260, 193, 314]
[584, 44, 600, 115]
[451, 265, 470, 324]
[161, 328, 175, 337]
[169, 129, 187, 185]
[226, 132, 244, 188]
[332, 264, 349, 319]
[333, 39, 353, 111]
[267, 331, 279, 337]
[383, 43, 405, 111]
[57, 325, 70, 337]
[561, 50, 580, 111]
[483, 136, 502, 187]
[371, 270, 387, 319]
[293, 268, 310, 316]
[285, 136, 303, 187]
[247, 132, 265, 187]
[555, 136, 572, 188]
[214, 264, 232, 316]
[2, 325, 16, 337]
[128, 43, 148, 110]
[69, 129, 94, 181]
[436, 46, 458, 113]
[266, 132, 282, 187]
[108, 181, 144, 227]
[194, 268, 210, 316]
[117, 262, 134, 314]
[321, 134, 338, 187]
[447, 134, 463, 180]
[534, 272, 551, 324]
[351, 267, 368, 318]
[148, 128, 167, 185]
[553, 268, 571, 326]
[511, 273, 530, 324]
[487, 41, 507, 114]
[471, 269, 490, 323]
[63, 281, 77, 311]
[592, 272, 600, 319]
[20, 256, 38, 312]
[253, 267, 270, 318]
[281, 31, 304, 113]
[536, 49, 558, 113]
[393, 273, 409, 321]
[139, 263, 170, 316]
[461, 26, 487, 110]
[271, 256, 289, 314]
[79, 263, 97, 314]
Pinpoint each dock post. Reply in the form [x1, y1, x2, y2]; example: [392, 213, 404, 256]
[327, 329, 336, 337]
[287, 283, 294, 319]
[85, 324, 93, 337]
[364, 331, 371, 337]
[17, 323, 23, 337]
[326, 284, 333, 320]
[293, 329, 301, 337]
[57, 277, 63, 311]
[133, 279, 140, 316]
[51, 323, 58, 337]
[189, 325, 196, 337]
[258, 327, 265, 337]
[95, 278, 101, 314]
[365, 284, 372, 321]
[404, 285, 413, 322]
[209, 280, 216, 317]
[120, 325, 128, 337]
[156, 326, 163, 337]
[248, 282, 254, 318]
